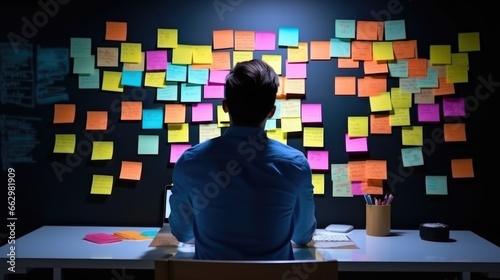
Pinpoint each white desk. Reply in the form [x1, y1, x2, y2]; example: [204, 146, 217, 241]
[1, 225, 500, 280]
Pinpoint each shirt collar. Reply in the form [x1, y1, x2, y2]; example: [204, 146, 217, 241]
[223, 126, 267, 138]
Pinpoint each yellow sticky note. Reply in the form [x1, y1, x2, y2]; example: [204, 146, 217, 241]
[347, 116, 369, 137]
[262, 54, 282, 75]
[284, 78, 305, 95]
[53, 134, 76, 153]
[372, 41, 394, 61]
[430, 45, 451, 65]
[369, 92, 392, 112]
[199, 123, 221, 143]
[144, 72, 166, 87]
[287, 42, 308, 63]
[167, 123, 189, 143]
[446, 65, 468, 83]
[91, 141, 114, 160]
[102, 71, 124, 92]
[157, 28, 178, 48]
[402, 126, 423, 146]
[281, 117, 302, 133]
[90, 174, 113, 195]
[458, 32, 480, 52]
[193, 45, 213, 65]
[389, 108, 411, 126]
[280, 99, 301, 118]
[303, 127, 324, 147]
[312, 174, 325, 195]
[390, 87, 412, 109]
[123, 52, 145, 71]
[233, 51, 253, 66]
[172, 45, 193, 65]
[217, 105, 229, 128]
[267, 128, 287, 144]
[120, 43, 142, 63]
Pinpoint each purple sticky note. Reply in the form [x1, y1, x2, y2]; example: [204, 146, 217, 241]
[203, 84, 224, 99]
[209, 70, 229, 84]
[351, 181, 364, 195]
[285, 60, 307, 79]
[442, 97, 465, 117]
[418, 103, 440, 122]
[345, 134, 368, 152]
[301, 103, 322, 123]
[255, 31, 276, 51]
[192, 103, 213, 122]
[170, 144, 191, 163]
[307, 150, 329, 170]
[146, 50, 167, 71]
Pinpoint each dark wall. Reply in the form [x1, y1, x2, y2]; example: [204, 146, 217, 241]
[1, 0, 499, 245]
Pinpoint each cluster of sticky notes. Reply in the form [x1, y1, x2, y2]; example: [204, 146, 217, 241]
[64, 17, 480, 199]
[83, 230, 158, 244]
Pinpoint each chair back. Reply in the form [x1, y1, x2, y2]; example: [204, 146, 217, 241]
[154, 258, 338, 280]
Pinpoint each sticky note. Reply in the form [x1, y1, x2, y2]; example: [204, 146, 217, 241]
[90, 174, 113, 195]
[119, 161, 142, 180]
[138, 135, 159, 155]
[91, 141, 113, 160]
[53, 134, 76, 153]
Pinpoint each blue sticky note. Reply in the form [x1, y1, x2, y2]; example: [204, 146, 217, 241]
[70, 37, 91, 57]
[265, 119, 277, 131]
[416, 69, 438, 88]
[271, 99, 282, 120]
[278, 27, 299, 47]
[180, 83, 202, 103]
[121, 71, 143, 87]
[384, 19, 406, 41]
[157, 82, 178, 101]
[141, 230, 159, 238]
[142, 108, 164, 129]
[330, 38, 351, 58]
[187, 66, 209, 85]
[425, 175, 448, 195]
[335, 19, 356, 39]
[166, 63, 187, 82]
[388, 60, 408, 78]
[73, 55, 94, 74]
[79, 69, 100, 89]
[401, 147, 424, 167]
[138, 135, 159, 155]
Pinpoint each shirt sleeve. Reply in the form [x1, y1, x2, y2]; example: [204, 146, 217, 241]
[169, 159, 195, 243]
[291, 159, 317, 245]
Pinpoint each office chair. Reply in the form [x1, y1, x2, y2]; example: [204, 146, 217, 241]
[154, 258, 338, 280]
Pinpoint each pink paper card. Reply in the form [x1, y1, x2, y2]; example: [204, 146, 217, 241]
[170, 144, 192, 163]
[192, 103, 213, 122]
[255, 31, 276, 50]
[418, 103, 440, 122]
[146, 50, 167, 71]
[209, 70, 230, 84]
[307, 150, 329, 170]
[285, 60, 307, 79]
[301, 103, 322, 123]
[203, 84, 224, 99]
[345, 134, 368, 152]
[84, 233, 122, 244]
[442, 97, 465, 117]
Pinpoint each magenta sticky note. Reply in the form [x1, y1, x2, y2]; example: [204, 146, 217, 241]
[442, 97, 465, 117]
[170, 144, 192, 163]
[418, 103, 440, 122]
[192, 103, 213, 122]
[351, 181, 364, 195]
[204, 84, 224, 99]
[209, 70, 230, 84]
[255, 31, 276, 51]
[345, 134, 368, 152]
[301, 103, 322, 123]
[307, 150, 329, 170]
[146, 50, 167, 71]
[285, 60, 307, 79]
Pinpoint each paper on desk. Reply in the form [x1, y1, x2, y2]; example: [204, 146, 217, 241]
[114, 230, 150, 240]
[149, 232, 180, 247]
[84, 233, 122, 244]
[293, 231, 359, 249]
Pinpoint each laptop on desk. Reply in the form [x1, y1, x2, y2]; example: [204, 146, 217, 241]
[158, 184, 173, 233]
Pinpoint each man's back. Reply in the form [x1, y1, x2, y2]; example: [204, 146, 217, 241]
[169, 126, 317, 260]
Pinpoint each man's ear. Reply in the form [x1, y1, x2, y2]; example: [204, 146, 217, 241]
[267, 105, 276, 119]
[222, 99, 228, 113]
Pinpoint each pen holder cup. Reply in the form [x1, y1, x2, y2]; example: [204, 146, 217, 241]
[366, 204, 391, 236]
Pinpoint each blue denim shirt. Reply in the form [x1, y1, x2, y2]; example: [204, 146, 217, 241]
[170, 126, 317, 260]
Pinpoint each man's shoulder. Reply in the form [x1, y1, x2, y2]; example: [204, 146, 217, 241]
[267, 139, 308, 161]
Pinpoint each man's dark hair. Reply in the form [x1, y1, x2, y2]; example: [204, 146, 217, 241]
[224, 59, 279, 126]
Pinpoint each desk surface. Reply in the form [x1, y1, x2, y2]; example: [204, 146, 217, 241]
[1, 225, 500, 273]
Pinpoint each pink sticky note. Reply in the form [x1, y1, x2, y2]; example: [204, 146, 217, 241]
[192, 103, 213, 122]
[418, 103, 440, 122]
[203, 84, 225, 99]
[442, 97, 465, 117]
[307, 150, 329, 170]
[345, 134, 368, 152]
[84, 233, 122, 244]
[209, 70, 230, 84]
[301, 103, 322, 123]
[351, 181, 364, 195]
[285, 60, 307, 78]
[255, 31, 276, 51]
[146, 50, 168, 71]
[170, 144, 191, 163]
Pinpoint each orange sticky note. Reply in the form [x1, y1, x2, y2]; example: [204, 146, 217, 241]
[357, 76, 387, 97]
[363, 179, 384, 195]
[370, 114, 391, 134]
[407, 58, 427, 78]
[310, 41, 330, 60]
[210, 51, 231, 70]
[213, 29, 234, 50]
[392, 40, 416, 59]
[432, 77, 455, 96]
[338, 58, 359, 69]
[234, 30, 255, 51]
[444, 123, 466, 142]
[356, 21, 378, 40]
[365, 160, 387, 180]
[348, 160, 366, 182]
[363, 60, 388, 75]
[165, 104, 186, 123]
[451, 158, 474, 178]
[53, 104, 76, 124]
[119, 161, 142, 180]
[334, 76, 356, 95]
[105, 21, 127, 41]
[86, 111, 108, 130]
[277, 76, 286, 99]
[121, 101, 142, 121]
[351, 41, 372, 61]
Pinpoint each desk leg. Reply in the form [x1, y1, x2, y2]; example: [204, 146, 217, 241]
[461, 271, 471, 280]
[53, 267, 62, 280]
